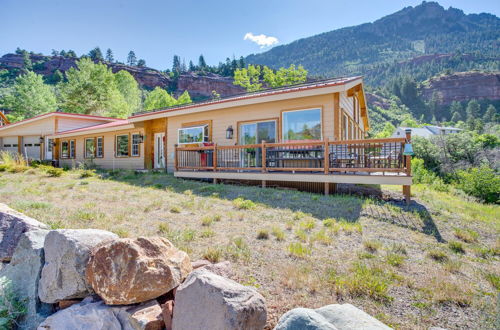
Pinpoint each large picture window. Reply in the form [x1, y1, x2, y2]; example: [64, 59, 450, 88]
[282, 108, 322, 141]
[85, 138, 95, 158]
[239, 120, 276, 145]
[96, 137, 104, 158]
[116, 134, 129, 157]
[178, 125, 209, 144]
[131, 133, 140, 157]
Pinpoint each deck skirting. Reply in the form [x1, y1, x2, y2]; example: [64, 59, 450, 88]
[174, 171, 412, 186]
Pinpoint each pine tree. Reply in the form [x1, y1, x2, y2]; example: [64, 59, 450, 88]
[137, 59, 146, 67]
[106, 49, 114, 62]
[188, 60, 195, 72]
[22, 52, 32, 71]
[198, 55, 207, 70]
[466, 99, 480, 120]
[172, 55, 181, 74]
[127, 51, 137, 66]
[66, 50, 77, 58]
[88, 47, 104, 61]
[451, 111, 462, 123]
[238, 56, 245, 69]
[484, 104, 497, 122]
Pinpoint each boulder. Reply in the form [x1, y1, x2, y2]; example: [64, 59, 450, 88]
[0, 203, 48, 262]
[172, 268, 267, 330]
[117, 300, 165, 330]
[191, 259, 211, 270]
[203, 260, 233, 278]
[86, 237, 191, 305]
[38, 229, 118, 303]
[37, 296, 127, 330]
[0, 229, 54, 329]
[274, 304, 391, 330]
[161, 301, 174, 330]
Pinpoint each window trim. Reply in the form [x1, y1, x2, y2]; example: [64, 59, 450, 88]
[84, 138, 96, 159]
[281, 107, 323, 142]
[61, 140, 69, 159]
[131, 132, 141, 157]
[115, 134, 130, 158]
[177, 125, 209, 145]
[69, 140, 76, 159]
[96, 136, 104, 158]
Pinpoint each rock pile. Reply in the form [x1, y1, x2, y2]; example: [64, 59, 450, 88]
[0, 203, 392, 330]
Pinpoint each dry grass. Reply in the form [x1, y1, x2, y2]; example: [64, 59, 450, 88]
[0, 169, 499, 329]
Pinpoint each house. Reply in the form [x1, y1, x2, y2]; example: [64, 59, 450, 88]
[392, 125, 462, 138]
[2, 77, 413, 201]
[0, 112, 119, 161]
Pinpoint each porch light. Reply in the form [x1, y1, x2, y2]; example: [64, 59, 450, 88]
[226, 126, 233, 139]
[138, 134, 145, 143]
[51, 140, 57, 147]
[39, 136, 44, 144]
[403, 129, 414, 156]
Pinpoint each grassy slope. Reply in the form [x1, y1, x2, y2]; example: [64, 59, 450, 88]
[0, 169, 498, 329]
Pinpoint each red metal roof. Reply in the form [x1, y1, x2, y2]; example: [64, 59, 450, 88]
[53, 119, 130, 135]
[0, 111, 119, 130]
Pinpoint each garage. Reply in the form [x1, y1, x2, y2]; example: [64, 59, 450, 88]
[21, 136, 41, 160]
[1, 136, 19, 154]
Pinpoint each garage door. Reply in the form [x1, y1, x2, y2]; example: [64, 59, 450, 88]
[22, 136, 41, 160]
[1, 137, 19, 154]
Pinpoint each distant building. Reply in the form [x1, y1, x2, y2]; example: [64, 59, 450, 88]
[392, 126, 462, 138]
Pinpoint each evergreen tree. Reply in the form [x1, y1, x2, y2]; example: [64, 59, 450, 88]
[22, 52, 32, 71]
[105, 48, 114, 62]
[88, 47, 104, 61]
[172, 55, 181, 74]
[466, 99, 480, 120]
[3, 71, 57, 120]
[238, 56, 245, 69]
[137, 59, 146, 67]
[188, 60, 195, 72]
[451, 111, 462, 123]
[198, 55, 207, 70]
[66, 50, 77, 58]
[449, 101, 464, 119]
[484, 104, 497, 122]
[51, 49, 60, 56]
[127, 51, 137, 66]
[60, 50, 67, 57]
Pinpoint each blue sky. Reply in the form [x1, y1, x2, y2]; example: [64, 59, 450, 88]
[1, 0, 498, 70]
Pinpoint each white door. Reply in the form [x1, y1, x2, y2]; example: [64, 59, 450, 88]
[45, 137, 53, 160]
[154, 133, 165, 168]
[23, 136, 41, 160]
[1, 137, 18, 154]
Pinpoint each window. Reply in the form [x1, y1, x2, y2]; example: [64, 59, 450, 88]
[24, 143, 33, 147]
[85, 138, 95, 158]
[239, 120, 276, 145]
[12, 144, 18, 147]
[61, 141, 69, 158]
[47, 139, 53, 152]
[116, 135, 129, 157]
[178, 125, 209, 144]
[282, 108, 322, 142]
[3, 144, 11, 147]
[96, 137, 103, 158]
[69, 140, 75, 158]
[131, 133, 140, 157]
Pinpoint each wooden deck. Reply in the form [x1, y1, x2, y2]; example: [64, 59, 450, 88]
[174, 137, 413, 200]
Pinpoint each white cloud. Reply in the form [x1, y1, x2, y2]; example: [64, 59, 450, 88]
[244, 32, 279, 48]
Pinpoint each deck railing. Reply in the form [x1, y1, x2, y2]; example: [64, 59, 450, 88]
[175, 138, 411, 176]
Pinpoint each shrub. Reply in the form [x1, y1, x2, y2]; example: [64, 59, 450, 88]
[157, 223, 170, 234]
[257, 229, 269, 240]
[427, 249, 448, 263]
[294, 229, 308, 242]
[200, 229, 215, 238]
[233, 197, 256, 210]
[363, 240, 382, 253]
[271, 226, 285, 241]
[225, 237, 251, 261]
[485, 272, 500, 291]
[79, 169, 96, 178]
[0, 277, 27, 329]
[385, 253, 405, 267]
[390, 243, 407, 255]
[311, 229, 332, 245]
[448, 240, 465, 254]
[455, 166, 500, 203]
[287, 242, 312, 258]
[298, 219, 315, 231]
[201, 216, 214, 226]
[44, 166, 64, 177]
[170, 206, 182, 213]
[454, 228, 479, 243]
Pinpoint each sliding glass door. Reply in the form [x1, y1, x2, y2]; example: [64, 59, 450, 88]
[239, 120, 276, 167]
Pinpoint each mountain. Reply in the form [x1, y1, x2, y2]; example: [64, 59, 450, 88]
[245, 1, 500, 83]
[0, 53, 244, 99]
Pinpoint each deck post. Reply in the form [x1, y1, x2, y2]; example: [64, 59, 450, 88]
[324, 182, 329, 195]
[403, 185, 411, 204]
[174, 144, 178, 171]
[262, 180, 266, 188]
[261, 140, 266, 173]
[324, 138, 329, 174]
[213, 143, 218, 171]
[404, 129, 412, 176]
[213, 178, 218, 184]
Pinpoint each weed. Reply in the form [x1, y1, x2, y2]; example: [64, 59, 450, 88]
[157, 223, 170, 234]
[0, 277, 27, 329]
[385, 253, 405, 267]
[40, 165, 64, 177]
[298, 219, 316, 231]
[257, 229, 269, 240]
[363, 240, 382, 253]
[448, 240, 465, 254]
[293, 211, 308, 220]
[358, 251, 376, 259]
[79, 169, 96, 178]
[202, 247, 222, 263]
[287, 242, 312, 258]
[311, 229, 333, 245]
[285, 220, 294, 230]
[200, 229, 215, 238]
[113, 228, 130, 238]
[390, 243, 408, 255]
[444, 259, 462, 273]
[337, 220, 362, 234]
[47, 220, 64, 229]
[323, 218, 336, 227]
[294, 229, 308, 242]
[225, 237, 251, 261]
[170, 206, 182, 213]
[181, 229, 197, 242]
[427, 249, 449, 263]
[454, 228, 479, 243]
[233, 197, 256, 210]
[271, 226, 285, 241]
[485, 273, 499, 291]
[201, 216, 214, 226]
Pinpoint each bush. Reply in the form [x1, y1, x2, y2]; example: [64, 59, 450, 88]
[233, 197, 256, 210]
[0, 151, 29, 173]
[448, 240, 465, 254]
[79, 169, 96, 178]
[257, 229, 269, 240]
[40, 165, 64, 177]
[455, 166, 500, 203]
[0, 277, 27, 329]
[287, 242, 312, 258]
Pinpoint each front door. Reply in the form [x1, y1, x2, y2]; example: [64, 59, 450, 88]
[154, 133, 165, 168]
[45, 137, 53, 160]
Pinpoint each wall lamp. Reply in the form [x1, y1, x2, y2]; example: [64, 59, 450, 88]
[226, 126, 234, 139]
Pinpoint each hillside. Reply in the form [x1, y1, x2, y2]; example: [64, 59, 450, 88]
[245, 1, 500, 83]
[0, 53, 244, 99]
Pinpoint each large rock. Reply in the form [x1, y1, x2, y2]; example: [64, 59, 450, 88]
[38, 229, 118, 303]
[172, 268, 267, 330]
[0, 229, 54, 329]
[37, 296, 127, 330]
[0, 203, 49, 262]
[85, 237, 191, 305]
[117, 300, 165, 330]
[274, 304, 391, 330]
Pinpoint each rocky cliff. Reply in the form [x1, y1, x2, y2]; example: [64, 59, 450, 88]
[0, 53, 244, 99]
[420, 71, 500, 105]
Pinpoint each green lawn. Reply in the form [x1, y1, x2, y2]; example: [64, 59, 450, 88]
[0, 167, 498, 329]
